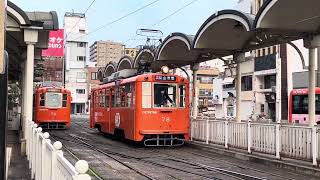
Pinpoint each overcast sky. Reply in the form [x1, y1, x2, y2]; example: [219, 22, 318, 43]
[10, 0, 238, 47]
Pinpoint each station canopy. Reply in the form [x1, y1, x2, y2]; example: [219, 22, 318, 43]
[6, 1, 59, 80]
[154, 0, 320, 68]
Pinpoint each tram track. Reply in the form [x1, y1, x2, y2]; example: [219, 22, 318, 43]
[63, 134, 218, 179]
[70, 130, 292, 180]
[67, 133, 266, 180]
[47, 118, 318, 180]
[84, 128, 303, 180]
[173, 149, 297, 180]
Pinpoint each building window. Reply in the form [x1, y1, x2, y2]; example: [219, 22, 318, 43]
[125, 50, 129, 54]
[199, 89, 213, 97]
[77, 72, 86, 79]
[77, 42, 86, 47]
[77, 56, 86, 61]
[261, 104, 264, 113]
[199, 76, 214, 84]
[91, 72, 97, 80]
[222, 83, 235, 89]
[76, 89, 85, 94]
[227, 106, 234, 117]
[264, 75, 276, 89]
[241, 75, 252, 91]
[79, 29, 85, 33]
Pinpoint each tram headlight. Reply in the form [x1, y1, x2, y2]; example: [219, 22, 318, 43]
[161, 66, 169, 74]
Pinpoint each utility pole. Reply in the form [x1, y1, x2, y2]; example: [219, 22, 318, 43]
[0, 0, 7, 179]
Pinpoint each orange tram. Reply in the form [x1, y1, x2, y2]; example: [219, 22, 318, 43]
[90, 68, 190, 146]
[34, 85, 72, 129]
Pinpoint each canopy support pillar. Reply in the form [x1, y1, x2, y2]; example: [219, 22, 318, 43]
[304, 35, 320, 126]
[21, 29, 38, 153]
[234, 53, 245, 123]
[191, 63, 199, 119]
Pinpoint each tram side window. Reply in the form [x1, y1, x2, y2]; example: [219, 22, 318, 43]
[95, 91, 99, 107]
[100, 90, 105, 107]
[62, 93, 68, 107]
[40, 93, 45, 107]
[115, 87, 121, 107]
[120, 86, 126, 107]
[105, 90, 110, 108]
[179, 85, 186, 107]
[292, 95, 301, 114]
[302, 96, 309, 114]
[126, 83, 135, 107]
[292, 95, 320, 114]
[111, 90, 115, 107]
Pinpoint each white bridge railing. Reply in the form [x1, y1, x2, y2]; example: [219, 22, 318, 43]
[191, 117, 319, 166]
[26, 120, 91, 180]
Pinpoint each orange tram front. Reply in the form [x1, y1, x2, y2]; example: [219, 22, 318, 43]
[90, 72, 190, 146]
[34, 87, 71, 129]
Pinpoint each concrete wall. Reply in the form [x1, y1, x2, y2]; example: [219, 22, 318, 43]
[65, 42, 87, 70]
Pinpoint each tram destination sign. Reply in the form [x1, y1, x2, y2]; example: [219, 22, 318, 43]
[155, 75, 176, 81]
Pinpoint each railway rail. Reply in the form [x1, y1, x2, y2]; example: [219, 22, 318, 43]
[54, 132, 264, 180]
[47, 117, 319, 180]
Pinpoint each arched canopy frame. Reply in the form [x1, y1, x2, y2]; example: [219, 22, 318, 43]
[193, 10, 255, 56]
[254, 0, 320, 34]
[116, 56, 133, 71]
[156, 33, 197, 63]
[97, 68, 104, 82]
[134, 48, 155, 68]
[104, 62, 116, 78]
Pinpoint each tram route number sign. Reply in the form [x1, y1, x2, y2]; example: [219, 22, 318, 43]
[155, 75, 176, 81]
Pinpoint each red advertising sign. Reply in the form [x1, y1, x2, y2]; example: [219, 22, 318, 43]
[42, 29, 64, 57]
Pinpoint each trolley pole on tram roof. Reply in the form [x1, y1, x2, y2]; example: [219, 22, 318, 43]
[0, 0, 7, 179]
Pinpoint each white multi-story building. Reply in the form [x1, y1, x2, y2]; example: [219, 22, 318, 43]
[64, 12, 89, 114]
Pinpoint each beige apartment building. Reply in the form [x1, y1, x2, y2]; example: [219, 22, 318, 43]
[89, 40, 124, 67]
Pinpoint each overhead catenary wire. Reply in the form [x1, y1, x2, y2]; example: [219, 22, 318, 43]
[70, 0, 161, 42]
[49, 0, 97, 57]
[150, 0, 200, 27]
[124, 0, 201, 47]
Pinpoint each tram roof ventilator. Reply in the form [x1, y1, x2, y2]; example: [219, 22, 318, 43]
[102, 69, 138, 84]
[102, 59, 155, 84]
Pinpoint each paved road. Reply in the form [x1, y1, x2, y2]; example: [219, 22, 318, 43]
[47, 116, 319, 180]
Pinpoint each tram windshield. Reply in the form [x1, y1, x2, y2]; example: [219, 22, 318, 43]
[45, 92, 62, 108]
[154, 84, 176, 108]
[292, 94, 320, 114]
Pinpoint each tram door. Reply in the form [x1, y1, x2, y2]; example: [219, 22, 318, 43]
[89, 93, 94, 125]
[105, 89, 111, 133]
